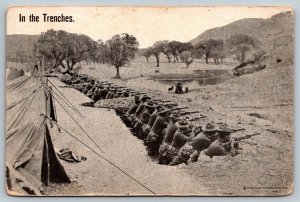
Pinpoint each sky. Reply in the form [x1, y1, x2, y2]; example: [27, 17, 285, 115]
[7, 6, 292, 48]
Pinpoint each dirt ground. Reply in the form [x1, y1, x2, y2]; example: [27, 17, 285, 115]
[43, 58, 293, 196]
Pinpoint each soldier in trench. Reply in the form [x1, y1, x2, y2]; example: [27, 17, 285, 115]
[169, 122, 218, 166]
[158, 111, 182, 164]
[133, 100, 158, 139]
[145, 108, 173, 156]
[204, 124, 241, 158]
[129, 95, 151, 127]
[121, 95, 141, 127]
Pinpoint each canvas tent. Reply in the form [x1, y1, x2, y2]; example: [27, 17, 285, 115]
[6, 75, 70, 195]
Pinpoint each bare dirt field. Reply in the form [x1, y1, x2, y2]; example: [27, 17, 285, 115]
[42, 56, 293, 195]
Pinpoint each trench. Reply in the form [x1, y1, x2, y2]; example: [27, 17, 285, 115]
[114, 109, 161, 163]
[49, 78, 205, 195]
[58, 69, 242, 168]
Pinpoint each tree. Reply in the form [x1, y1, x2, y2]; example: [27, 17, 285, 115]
[16, 50, 27, 64]
[139, 47, 152, 63]
[161, 40, 172, 63]
[168, 41, 182, 62]
[35, 29, 98, 71]
[151, 41, 165, 67]
[180, 51, 193, 68]
[61, 33, 98, 69]
[34, 29, 68, 70]
[106, 33, 139, 78]
[192, 39, 225, 64]
[93, 39, 110, 64]
[192, 42, 206, 60]
[194, 39, 224, 64]
[226, 34, 257, 63]
[178, 42, 193, 54]
[210, 39, 225, 65]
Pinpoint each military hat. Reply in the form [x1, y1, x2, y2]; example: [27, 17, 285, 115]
[110, 87, 118, 91]
[202, 122, 217, 132]
[141, 95, 151, 101]
[157, 107, 172, 115]
[175, 118, 191, 128]
[134, 95, 140, 100]
[144, 100, 158, 108]
[217, 124, 234, 133]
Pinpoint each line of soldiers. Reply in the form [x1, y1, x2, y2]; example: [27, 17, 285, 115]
[61, 73, 146, 103]
[60, 73, 242, 166]
[121, 94, 242, 166]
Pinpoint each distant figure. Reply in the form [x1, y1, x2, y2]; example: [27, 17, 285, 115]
[185, 87, 189, 93]
[175, 82, 183, 94]
[168, 86, 174, 93]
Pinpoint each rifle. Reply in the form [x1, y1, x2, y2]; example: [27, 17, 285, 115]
[235, 133, 260, 141]
[232, 128, 246, 132]
[184, 111, 200, 115]
[158, 106, 189, 115]
[169, 111, 203, 119]
[153, 99, 173, 102]
[158, 103, 178, 107]
[133, 92, 146, 95]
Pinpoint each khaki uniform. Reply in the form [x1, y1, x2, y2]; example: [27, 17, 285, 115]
[169, 132, 217, 166]
[146, 116, 168, 156]
[158, 123, 179, 164]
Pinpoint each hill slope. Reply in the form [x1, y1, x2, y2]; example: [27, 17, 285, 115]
[190, 11, 294, 66]
[6, 34, 39, 62]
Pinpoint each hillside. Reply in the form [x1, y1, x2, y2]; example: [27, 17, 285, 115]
[6, 34, 39, 62]
[6, 11, 294, 67]
[190, 11, 294, 66]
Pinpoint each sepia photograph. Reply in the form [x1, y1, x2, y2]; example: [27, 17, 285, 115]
[6, 6, 294, 196]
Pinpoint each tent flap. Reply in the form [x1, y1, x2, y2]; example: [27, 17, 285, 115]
[6, 76, 70, 195]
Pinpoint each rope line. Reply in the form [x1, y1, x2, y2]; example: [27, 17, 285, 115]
[47, 79, 84, 118]
[41, 114, 156, 195]
[52, 94, 104, 153]
[45, 85, 84, 119]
